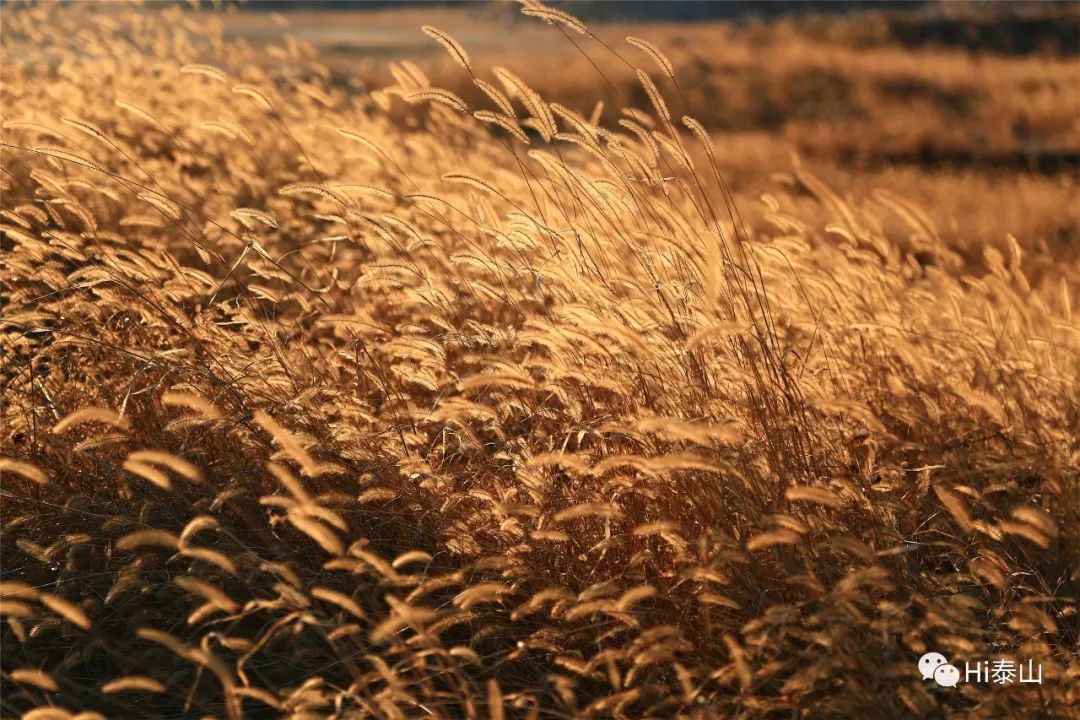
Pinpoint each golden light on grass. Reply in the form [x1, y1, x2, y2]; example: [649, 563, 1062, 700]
[1, 1, 1077, 718]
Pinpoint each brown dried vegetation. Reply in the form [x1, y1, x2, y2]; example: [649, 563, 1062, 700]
[1, 2, 1078, 719]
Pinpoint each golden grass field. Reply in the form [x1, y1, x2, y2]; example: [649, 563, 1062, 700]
[1, 1, 1078, 718]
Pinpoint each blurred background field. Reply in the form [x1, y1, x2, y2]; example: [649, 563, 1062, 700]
[217, 0, 1080, 268]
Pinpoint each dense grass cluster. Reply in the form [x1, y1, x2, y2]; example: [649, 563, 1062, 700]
[2, 2, 1078, 718]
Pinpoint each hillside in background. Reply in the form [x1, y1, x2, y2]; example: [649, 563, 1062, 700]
[222, 0, 1080, 271]
[235, 0, 1079, 54]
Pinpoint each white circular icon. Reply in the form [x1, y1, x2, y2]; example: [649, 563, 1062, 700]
[918, 652, 948, 680]
[934, 663, 960, 687]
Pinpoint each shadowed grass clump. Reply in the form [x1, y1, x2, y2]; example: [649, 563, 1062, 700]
[1, 2, 1078, 718]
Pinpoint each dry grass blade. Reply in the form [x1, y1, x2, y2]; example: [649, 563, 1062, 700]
[520, 1, 588, 34]
[161, 391, 223, 420]
[231, 84, 274, 111]
[39, 593, 92, 630]
[21, 709, 74, 720]
[785, 485, 844, 509]
[52, 408, 130, 434]
[746, 529, 802, 552]
[100, 676, 166, 694]
[404, 89, 469, 113]
[311, 586, 367, 620]
[174, 577, 239, 613]
[253, 411, 321, 477]
[627, 36, 674, 77]
[0, 458, 49, 484]
[422, 25, 471, 70]
[636, 69, 671, 123]
[116, 530, 180, 551]
[9, 669, 59, 692]
[454, 583, 514, 609]
[127, 450, 203, 483]
[287, 513, 345, 556]
[933, 485, 974, 533]
[180, 64, 227, 82]
[122, 459, 172, 489]
[487, 678, 505, 720]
